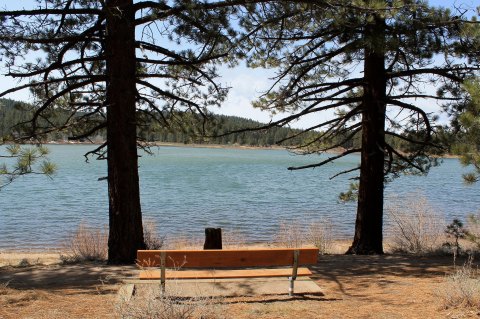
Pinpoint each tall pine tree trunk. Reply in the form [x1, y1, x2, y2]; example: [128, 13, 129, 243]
[105, 0, 145, 264]
[347, 13, 386, 254]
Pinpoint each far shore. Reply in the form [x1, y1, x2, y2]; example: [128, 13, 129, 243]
[10, 140, 463, 158]
[27, 140, 287, 151]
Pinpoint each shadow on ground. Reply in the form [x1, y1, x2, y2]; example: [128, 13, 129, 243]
[309, 254, 462, 296]
[0, 254, 464, 295]
[0, 263, 137, 292]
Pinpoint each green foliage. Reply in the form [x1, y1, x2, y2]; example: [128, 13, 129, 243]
[0, 144, 56, 189]
[239, 0, 477, 179]
[444, 215, 480, 254]
[465, 214, 480, 250]
[455, 79, 480, 184]
[444, 219, 468, 255]
[338, 182, 359, 202]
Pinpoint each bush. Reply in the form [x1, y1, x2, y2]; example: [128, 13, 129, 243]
[60, 223, 108, 263]
[441, 256, 480, 310]
[274, 221, 305, 248]
[306, 220, 333, 254]
[444, 219, 468, 255]
[115, 286, 224, 319]
[465, 214, 480, 250]
[274, 219, 333, 253]
[61, 220, 165, 263]
[143, 219, 165, 250]
[386, 195, 445, 254]
[61, 223, 108, 263]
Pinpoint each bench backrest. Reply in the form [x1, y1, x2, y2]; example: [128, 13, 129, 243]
[137, 248, 318, 268]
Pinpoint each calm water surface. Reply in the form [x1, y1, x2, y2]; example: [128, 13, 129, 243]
[1, 145, 479, 249]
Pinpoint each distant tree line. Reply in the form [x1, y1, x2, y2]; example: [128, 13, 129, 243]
[0, 97, 470, 153]
[0, 98, 321, 147]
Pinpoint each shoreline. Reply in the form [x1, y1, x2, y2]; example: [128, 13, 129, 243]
[0, 239, 361, 268]
[17, 140, 460, 158]
[41, 140, 287, 151]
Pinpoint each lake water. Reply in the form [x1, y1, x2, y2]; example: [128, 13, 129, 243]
[1, 144, 479, 249]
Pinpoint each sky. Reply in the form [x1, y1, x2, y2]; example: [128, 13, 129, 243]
[0, 0, 478, 129]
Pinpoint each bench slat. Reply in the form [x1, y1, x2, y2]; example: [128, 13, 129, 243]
[137, 248, 318, 268]
[139, 267, 313, 280]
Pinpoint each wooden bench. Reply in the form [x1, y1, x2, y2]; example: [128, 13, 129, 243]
[136, 247, 319, 296]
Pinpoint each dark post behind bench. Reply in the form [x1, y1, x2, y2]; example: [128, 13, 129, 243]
[204, 227, 222, 250]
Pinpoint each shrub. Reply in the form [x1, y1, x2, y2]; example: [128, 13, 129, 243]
[465, 214, 480, 250]
[444, 219, 468, 255]
[386, 195, 445, 254]
[143, 219, 165, 250]
[61, 223, 108, 263]
[274, 219, 333, 253]
[274, 221, 306, 248]
[441, 256, 480, 310]
[307, 220, 333, 255]
[61, 220, 165, 263]
[115, 286, 224, 319]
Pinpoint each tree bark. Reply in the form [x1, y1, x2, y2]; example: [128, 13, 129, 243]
[347, 13, 386, 255]
[105, 0, 145, 264]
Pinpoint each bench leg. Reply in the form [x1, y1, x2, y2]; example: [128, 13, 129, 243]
[160, 252, 166, 295]
[288, 276, 295, 296]
[289, 249, 299, 296]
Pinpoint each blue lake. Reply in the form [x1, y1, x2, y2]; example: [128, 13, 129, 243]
[1, 144, 479, 249]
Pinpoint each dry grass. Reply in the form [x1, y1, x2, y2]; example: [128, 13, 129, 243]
[222, 229, 248, 249]
[0, 281, 50, 308]
[441, 255, 480, 310]
[60, 220, 164, 263]
[60, 223, 108, 263]
[0, 281, 11, 295]
[115, 286, 224, 319]
[386, 195, 445, 254]
[306, 221, 333, 254]
[274, 219, 333, 254]
[143, 219, 165, 250]
[275, 221, 305, 248]
[166, 235, 204, 250]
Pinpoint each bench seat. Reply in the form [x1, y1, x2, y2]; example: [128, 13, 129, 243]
[139, 267, 313, 280]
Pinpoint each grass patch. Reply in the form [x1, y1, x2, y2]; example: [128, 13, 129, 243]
[386, 195, 445, 254]
[115, 286, 224, 319]
[61, 223, 108, 263]
[441, 255, 480, 310]
[274, 219, 333, 254]
[60, 220, 165, 263]
[143, 219, 165, 250]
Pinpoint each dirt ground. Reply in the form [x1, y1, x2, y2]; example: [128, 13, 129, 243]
[0, 251, 478, 319]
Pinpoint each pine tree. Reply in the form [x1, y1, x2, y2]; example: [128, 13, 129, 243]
[0, 0, 234, 263]
[453, 79, 480, 184]
[239, 0, 479, 253]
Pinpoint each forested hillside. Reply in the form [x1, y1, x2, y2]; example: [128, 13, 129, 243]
[0, 98, 320, 147]
[0, 98, 460, 153]
[0, 99, 33, 138]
